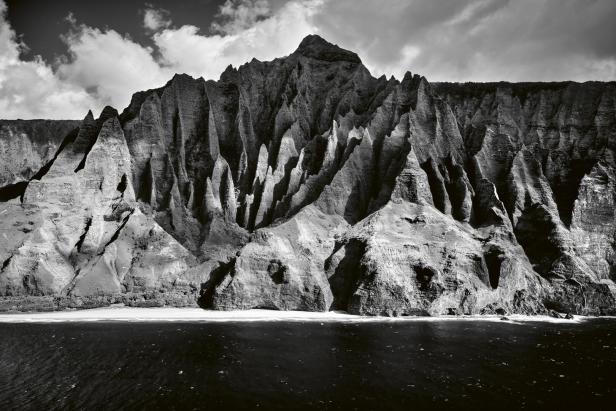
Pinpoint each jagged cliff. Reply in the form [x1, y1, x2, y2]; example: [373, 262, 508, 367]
[0, 120, 80, 199]
[1, 35, 615, 315]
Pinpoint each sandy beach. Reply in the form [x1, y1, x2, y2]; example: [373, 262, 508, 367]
[0, 305, 586, 323]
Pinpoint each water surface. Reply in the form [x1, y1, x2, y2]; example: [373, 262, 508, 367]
[1, 319, 615, 410]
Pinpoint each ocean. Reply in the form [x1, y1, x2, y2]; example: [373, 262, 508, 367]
[1, 317, 615, 410]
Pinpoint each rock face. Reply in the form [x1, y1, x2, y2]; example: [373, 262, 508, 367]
[1, 36, 616, 315]
[0, 120, 80, 200]
[434, 81, 616, 314]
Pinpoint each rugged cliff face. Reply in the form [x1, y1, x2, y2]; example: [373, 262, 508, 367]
[0, 120, 80, 199]
[1, 35, 615, 315]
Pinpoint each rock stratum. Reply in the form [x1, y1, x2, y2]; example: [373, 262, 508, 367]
[1, 35, 616, 315]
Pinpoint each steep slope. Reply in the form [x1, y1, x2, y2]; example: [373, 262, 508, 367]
[0, 109, 197, 311]
[1, 36, 615, 315]
[434, 81, 616, 313]
[0, 120, 80, 200]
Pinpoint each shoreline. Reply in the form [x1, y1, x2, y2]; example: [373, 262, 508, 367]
[0, 305, 595, 323]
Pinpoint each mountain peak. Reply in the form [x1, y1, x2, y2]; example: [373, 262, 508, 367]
[294, 34, 361, 64]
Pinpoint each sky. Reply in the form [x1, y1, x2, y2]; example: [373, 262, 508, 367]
[1, 0, 615, 119]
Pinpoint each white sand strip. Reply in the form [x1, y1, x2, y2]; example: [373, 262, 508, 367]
[0, 305, 590, 323]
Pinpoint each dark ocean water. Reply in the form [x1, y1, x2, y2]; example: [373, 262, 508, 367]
[1, 319, 616, 410]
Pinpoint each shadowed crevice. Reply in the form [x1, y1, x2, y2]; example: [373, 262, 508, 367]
[514, 204, 562, 277]
[116, 174, 128, 194]
[0, 181, 28, 202]
[99, 210, 134, 254]
[1, 255, 12, 272]
[75, 217, 93, 253]
[421, 158, 449, 214]
[198, 259, 236, 308]
[32, 127, 80, 181]
[326, 239, 366, 311]
[550, 159, 596, 228]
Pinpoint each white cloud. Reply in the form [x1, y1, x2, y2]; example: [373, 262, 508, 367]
[154, 0, 322, 80]
[0, 1, 96, 119]
[2, 0, 614, 120]
[212, 0, 271, 34]
[0, 0, 324, 119]
[143, 6, 171, 31]
[57, 22, 172, 111]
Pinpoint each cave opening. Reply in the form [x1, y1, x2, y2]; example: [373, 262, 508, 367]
[484, 249, 504, 289]
[415, 265, 437, 291]
[267, 259, 288, 285]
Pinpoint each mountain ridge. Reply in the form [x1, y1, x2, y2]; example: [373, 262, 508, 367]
[1, 34, 616, 316]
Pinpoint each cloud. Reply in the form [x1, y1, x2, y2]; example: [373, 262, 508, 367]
[143, 6, 171, 31]
[0, 0, 323, 119]
[1, 0, 615, 119]
[211, 0, 271, 34]
[154, 0, 321, 80]
[0, 1, 96, 119]
[57, 21, 172, 111]
[313, 0, 616, 82]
